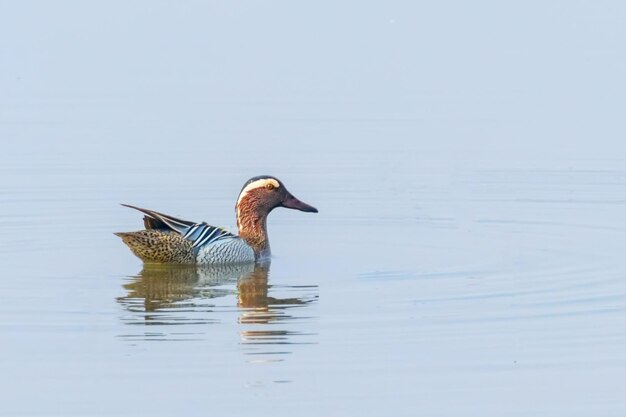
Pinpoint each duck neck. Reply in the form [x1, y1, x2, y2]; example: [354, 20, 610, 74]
[236, 201, 271, 259]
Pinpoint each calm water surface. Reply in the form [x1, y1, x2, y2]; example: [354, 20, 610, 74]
[1, 144, 624, 416]
[2, 2, 626, 416]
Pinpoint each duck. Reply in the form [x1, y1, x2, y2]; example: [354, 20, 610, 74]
[115, 175, 318, 264]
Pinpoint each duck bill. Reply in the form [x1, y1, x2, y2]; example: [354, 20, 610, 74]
[281, 193, 318, 213]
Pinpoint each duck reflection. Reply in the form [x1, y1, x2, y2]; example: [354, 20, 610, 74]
[119, 262, 255, 314]
[236, 264, 317, 357]
[117, 262, 317, 354]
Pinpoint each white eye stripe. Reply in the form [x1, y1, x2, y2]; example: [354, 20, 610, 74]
[236, 178, 280, 205]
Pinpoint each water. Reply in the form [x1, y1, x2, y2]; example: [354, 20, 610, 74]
[2, 2, 626, 416]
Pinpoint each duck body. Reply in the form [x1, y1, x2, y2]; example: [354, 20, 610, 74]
[116, 176, 317, 265]
[116, 224, 255, 264]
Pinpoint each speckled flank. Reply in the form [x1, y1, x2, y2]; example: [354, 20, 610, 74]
[114, 230, 195, 263]
[195, 237, 255, 264]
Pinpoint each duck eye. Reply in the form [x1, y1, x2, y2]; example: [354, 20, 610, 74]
[265, 183, 275, 190]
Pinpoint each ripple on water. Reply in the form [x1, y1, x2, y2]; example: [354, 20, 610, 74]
[357, 167, 626, 371]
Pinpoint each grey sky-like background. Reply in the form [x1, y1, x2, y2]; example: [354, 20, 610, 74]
[1, 1, 625, 161]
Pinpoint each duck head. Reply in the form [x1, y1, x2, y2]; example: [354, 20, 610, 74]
[235, 176, 318, 258]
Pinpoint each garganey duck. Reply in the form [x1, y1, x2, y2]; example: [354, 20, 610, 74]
[115, 176, 318, 264]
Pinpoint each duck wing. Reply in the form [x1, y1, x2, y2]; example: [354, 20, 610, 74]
[121, 204, 235, 249]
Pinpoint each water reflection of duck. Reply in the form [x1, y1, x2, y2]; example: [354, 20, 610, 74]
[118, 262, 316, 326]
[119, 262, 255, 312]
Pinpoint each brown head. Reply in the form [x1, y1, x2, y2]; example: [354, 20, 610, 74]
[235, 175, 318, 259]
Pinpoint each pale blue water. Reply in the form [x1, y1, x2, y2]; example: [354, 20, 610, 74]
[1, 2, 626, 416]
